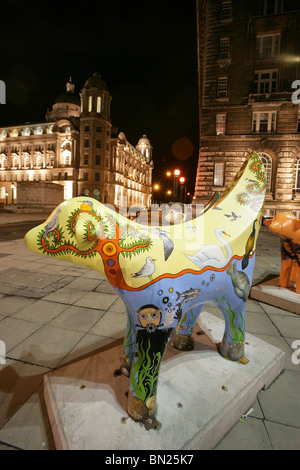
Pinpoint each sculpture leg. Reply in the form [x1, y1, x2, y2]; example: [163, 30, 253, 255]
[279, 259, 294, 288]
[290, 260, 297, 284]
[174, 304, 203, 351]
[217, 300, 246, 361]
[127, 327, 173, 424]
[295, 265, 300, 294]
[121, 308, 136, 376]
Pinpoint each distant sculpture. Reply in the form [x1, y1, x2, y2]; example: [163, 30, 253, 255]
[264, 212, 300, 293]
[25, 151, 266, 429]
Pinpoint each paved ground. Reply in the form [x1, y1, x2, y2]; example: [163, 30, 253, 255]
[0, 218, 299, 450]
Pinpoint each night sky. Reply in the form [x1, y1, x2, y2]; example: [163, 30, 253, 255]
[0, 0, 199, 195]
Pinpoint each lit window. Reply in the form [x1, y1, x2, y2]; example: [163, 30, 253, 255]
[97, 96, 101, 113]
[221, 1, 232, 20]
[0, 187, 5, 199]
[24, 156, 30, 169]
[253, 71, 277, 93]
[219, 38, 230, 60]
[256, 34, 280, 59]
[35, 155, 42, 168]
[217, 77, 228, 99]
[88, 96, 92, 112]
[216, 114, 226, 135]
[259, 153, 272, 191]
[294, 157, 300, 193]
[260, 0, 281, 15]
[214, 162, 225, 186]
[0, 156, 7, 169]
[22, 127, 30, 136]
[13, 156, 19, 169]
[62, 151, 71, 165]
[253, 111, 276, 133]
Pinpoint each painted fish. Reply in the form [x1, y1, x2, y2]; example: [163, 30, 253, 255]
[176, 288, 201, 307]
[227, 261, 250, 302]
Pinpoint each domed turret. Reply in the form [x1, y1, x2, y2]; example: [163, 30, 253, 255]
[136, 134, 153, 161]
[46, 77, 80, 121]
[54, 78, 80, 106]
[80, 72, 111, 120]
[83, 72, 108, 91]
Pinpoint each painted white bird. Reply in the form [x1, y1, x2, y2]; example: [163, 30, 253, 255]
[185, 229, 232, 269]
[42, 208, 61, 240]
[131, 257, 156, 279]
[149, 228, 174, 261]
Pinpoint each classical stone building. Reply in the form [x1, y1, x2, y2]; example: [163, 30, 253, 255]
[0, 73, 153, 209]
[195, 0, 300, 216]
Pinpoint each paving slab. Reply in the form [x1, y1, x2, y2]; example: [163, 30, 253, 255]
[251, 277, 300, 315]
[42, 312, 285, 450]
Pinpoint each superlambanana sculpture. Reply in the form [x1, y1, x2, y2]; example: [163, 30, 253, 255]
[25, 151, 266, 428]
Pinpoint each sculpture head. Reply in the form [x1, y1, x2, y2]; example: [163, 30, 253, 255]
[264, 212, 300, 244]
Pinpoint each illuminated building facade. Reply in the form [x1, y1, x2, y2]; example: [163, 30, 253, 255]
[0, 73, 153, 208]
[195, 0, 300, 216]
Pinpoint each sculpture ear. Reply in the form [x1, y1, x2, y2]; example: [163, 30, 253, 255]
[295, 218, 300, 230]
[263, 218, 272, 227]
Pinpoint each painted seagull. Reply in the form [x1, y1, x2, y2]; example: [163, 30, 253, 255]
[131, 257, 157, 280]
[42, 208, 61, 240]
[149, 228, 174, 261]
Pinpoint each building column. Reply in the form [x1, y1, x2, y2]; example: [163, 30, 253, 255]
[275, 155, 294, 202]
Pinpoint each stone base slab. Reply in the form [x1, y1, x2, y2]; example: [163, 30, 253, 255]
[43, 312, 285, 450]
[251, 277, 300, 315]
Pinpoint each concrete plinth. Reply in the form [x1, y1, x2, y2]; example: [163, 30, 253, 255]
[251, 277, 300, 315]
[43, 312, 285, 450]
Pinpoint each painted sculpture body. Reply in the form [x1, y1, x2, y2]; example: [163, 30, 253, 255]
[24, 151, 266, 428]
[264, 212, 300, 293]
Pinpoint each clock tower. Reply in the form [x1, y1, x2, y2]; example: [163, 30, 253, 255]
[79, 72, 112, 201]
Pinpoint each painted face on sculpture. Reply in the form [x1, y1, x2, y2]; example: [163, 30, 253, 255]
[137, 305, 161, 329]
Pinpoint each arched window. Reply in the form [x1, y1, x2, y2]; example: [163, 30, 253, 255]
[23, 155, 30, 169]
[97, 96, 101, 113]
[35, 154, 42, 168]
[0, 156, 7, 169]
[0, 187, 6, 199]
[259, 152, 272, 191]
[88, 96, 92, 112]
[12, 156, 19, 169]
[294, 156, 300, 193]
[61, 141, 72, 166]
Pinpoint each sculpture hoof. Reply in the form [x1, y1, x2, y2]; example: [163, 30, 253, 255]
[174, 334, 194, 351]
[121, 357, 132, 376]
[219, 337, 244, 361]
[127, 390, 156, 423]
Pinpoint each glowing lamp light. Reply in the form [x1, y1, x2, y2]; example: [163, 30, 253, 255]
[166, 171, 171, 177]
[154, 184, 159, 190]
[179, 177, 185, 184]
[174, 169, 180, 176]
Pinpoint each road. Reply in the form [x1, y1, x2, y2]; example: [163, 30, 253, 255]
[0, 221, 45, 242]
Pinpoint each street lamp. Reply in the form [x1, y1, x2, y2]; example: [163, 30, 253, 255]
[173, 169, 181, 201]
[153, 184, 159, 205]
[179, 177, 186, 203]
[11, 183, 15, 205]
